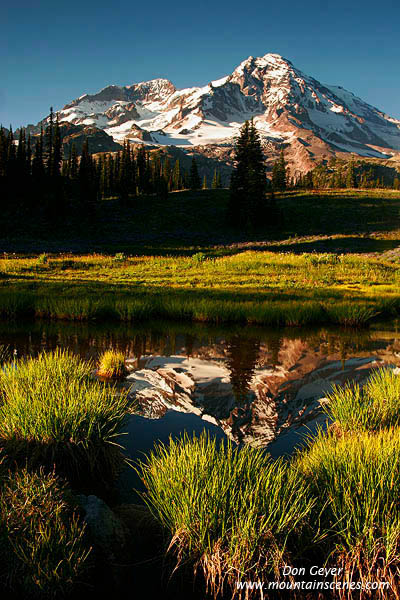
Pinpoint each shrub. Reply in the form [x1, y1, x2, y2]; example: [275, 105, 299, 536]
[37, 253, 48, 265]
[191, 252, 206, 264]
[138, 433, 313, 598]
[97, 349, 128, 379]
[112, 252, 126, 263]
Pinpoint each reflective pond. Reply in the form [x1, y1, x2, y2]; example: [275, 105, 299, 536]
[2, 319, 400, 501]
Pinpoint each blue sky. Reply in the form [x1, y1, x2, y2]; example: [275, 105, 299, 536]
[2, 0, 400, 128]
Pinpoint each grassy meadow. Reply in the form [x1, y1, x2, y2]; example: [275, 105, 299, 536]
[1, 189, 400, 327]
[0, 246, 398, 326]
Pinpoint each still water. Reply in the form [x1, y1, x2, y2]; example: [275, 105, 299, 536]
[2, 319, 400, 500]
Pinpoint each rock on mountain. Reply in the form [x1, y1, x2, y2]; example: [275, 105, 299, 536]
[23, 121, 122, 155]
[31, 54, 400, 172]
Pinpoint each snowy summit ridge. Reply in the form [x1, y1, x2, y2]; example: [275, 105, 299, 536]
[33, 53, 400, 169]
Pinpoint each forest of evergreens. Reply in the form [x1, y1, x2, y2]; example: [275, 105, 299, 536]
[0, 111, 224, 233]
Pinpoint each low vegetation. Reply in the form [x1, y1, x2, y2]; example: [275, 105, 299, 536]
[139, 433, 313, 597]
[0, 246, 399, 327]
[0, 467, 90, 598]
[298, 428, 400, 596]
[139, 368, 400, 598]
[97, 349, 128, 378]
[0, 349, 130, 488]
[323, 367, 400, 432]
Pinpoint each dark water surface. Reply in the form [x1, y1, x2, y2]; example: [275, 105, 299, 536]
[2, 318, 400, 501]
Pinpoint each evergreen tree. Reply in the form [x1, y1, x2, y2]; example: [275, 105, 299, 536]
[271, 148, 287, 191]
[163, 155, 171, 189]
[172, 159, 182, 190]
[212, 169, 218, 189]
[212, 168, 222, 189]
[346, 161, 357, 188]
[189, 156, 201, 190]
[45, 107, 54, 176]
[228, 120, 267, 227]
[202, 175, 207, 189]
[52, 115, 62, 178]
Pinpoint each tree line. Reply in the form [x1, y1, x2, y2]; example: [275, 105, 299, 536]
[0, 111, 223, 230]
[294, 158, 400, 190]
[4, 110, 396, 237]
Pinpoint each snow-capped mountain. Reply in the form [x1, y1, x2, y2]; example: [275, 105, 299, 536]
[33, 54, 400, 171]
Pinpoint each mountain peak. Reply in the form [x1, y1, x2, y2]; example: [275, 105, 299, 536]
[233, 53, 293, 77]
[30, 53, 400, 171]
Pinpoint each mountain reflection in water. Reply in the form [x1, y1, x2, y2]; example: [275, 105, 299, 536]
[2, 319, 400, 457]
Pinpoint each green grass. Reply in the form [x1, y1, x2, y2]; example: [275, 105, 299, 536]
[1, 187, 400, 327]
[297, 428, 400, 595]
[0, 349, 130, 489]
[138, 433, 314, 598]
[323, 367, 400, 432]
[138, 427, 400, 598]
[0, 249, 398, 326]
[0, 467, 91, 598]
[97, 349, 128, 378]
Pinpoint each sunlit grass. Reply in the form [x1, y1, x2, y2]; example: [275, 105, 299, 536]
[323, 367, 400, 432]
[138, 433, 314, 598]
[297, 428, 400, 596]
[0, 248, 398, 326]
[0, 349, 130, 487]
[97, 349, 128, 378]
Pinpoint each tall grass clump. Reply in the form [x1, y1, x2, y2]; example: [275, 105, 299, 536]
[97, 349, 128, 379]
[325, 303, 379, 327]
[138, 433, 314, 598]
[323, 368, 400, 432]
[0, 349, 130, 488]
[0, 468, 91, 598]
[297, 429, 400, 597]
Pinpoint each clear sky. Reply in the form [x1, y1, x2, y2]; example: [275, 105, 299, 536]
[2, 0, 400, 128]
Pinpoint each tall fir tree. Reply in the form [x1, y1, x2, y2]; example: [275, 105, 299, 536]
[212, 169, 218, 189]
[189, 157, 201, 190]
[172, 159, 182, 190]
[346, 161, 357, 188]
[228, 120, 267, 227]
[271, 148, 287, 191]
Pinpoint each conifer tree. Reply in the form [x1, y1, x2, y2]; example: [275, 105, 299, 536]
[212, 169, 218, 189]
[173, 159, 182, 190]
[202, 175, 207, 189]
[52, 115, 62, 178]
[346, 161, 357, 188]
[271, 148, 287, 191]
[189, 156, 201, 190]
[228, 120, 267, 227]
[163, 155, 171, 186]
